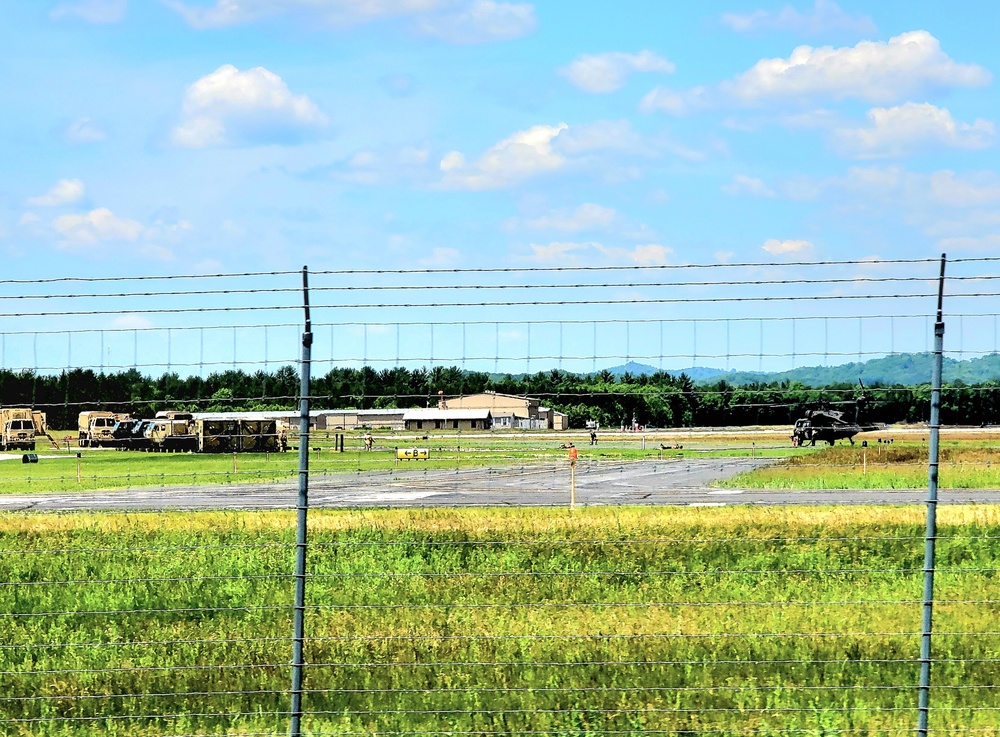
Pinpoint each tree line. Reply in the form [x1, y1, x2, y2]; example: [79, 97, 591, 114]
[1, 366, 998, 431]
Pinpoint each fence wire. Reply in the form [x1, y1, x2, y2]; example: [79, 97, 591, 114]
[1, 257, 999, 735]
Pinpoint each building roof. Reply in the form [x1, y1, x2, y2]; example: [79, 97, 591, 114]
[402, 409, 492, 421]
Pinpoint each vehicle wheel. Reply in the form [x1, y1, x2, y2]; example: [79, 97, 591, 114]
[29, 443, 35, 451]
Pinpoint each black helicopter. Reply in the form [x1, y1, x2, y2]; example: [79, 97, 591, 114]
[791, 380, 882, 447]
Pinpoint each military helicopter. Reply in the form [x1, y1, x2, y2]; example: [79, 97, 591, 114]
[791, 380, 881, 447]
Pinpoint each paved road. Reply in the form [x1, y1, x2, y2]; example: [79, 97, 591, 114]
[2, 458, 999, 512]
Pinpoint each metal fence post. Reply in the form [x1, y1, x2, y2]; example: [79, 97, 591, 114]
[918, 253, 946, 736]
[290, 266, 313, 737]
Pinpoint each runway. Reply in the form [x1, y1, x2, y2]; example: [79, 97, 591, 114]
[1, 458, 997, 512]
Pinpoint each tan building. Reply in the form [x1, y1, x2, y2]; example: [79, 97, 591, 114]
[403, 409, 492, 431]
[444, 391, 567, 430]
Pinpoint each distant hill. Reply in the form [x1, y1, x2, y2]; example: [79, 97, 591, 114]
[603, 352, 1000, 387]
[604, 361, 727, 382]
[490, 352, 1000, 387]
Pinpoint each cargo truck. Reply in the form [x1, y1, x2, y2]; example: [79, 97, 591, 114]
[1, 408, 39, 451]
[79, 411, 130, 447]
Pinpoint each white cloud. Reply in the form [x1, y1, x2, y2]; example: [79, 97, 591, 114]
[50, 0, 127, 23]
[559, 50, 674, 94]
[52, 208, 144, 244]
[593, 242, 673, 264]
[528, 241, 590, 262]
[440, 122, 568, 190]
[525, 203, 617, 231]
[62, 117, 108, 144]
[112, 315, 153, 329]
[27, 179, 85, 207]
[554, 119, 647, 155]
[833, 102, 995, 158]
[171, 64, 327, 148]
[18, 213, 40, 226]
[639, 85, 711, 116]
[722, 174, 776, 197]
[762, 238, 813, 255]
[418, 0, 536, 44]
[715, 250, 735, 263]
[528, 240, 671, 265]
[165, 0, 536, 42]
[721, 0, 876, 36]
[728, 31, 990, 105]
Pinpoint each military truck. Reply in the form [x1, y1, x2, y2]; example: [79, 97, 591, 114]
[1, 407, 42, 451]
[147, 416, 198, 452]
[78, 411, 129, 448]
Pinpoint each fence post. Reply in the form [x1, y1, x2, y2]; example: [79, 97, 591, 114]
[290, 266, 313, 737]
[918, 253, 946, 736]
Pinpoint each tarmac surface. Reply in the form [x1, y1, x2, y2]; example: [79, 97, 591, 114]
[1, 457, 998, 512]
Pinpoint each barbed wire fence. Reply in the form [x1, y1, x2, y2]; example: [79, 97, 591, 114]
[0, 256, 999, 735]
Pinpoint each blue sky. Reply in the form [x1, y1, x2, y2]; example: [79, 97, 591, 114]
[1, 1, 998, 376]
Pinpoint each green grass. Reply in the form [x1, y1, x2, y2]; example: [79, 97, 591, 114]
[1, 506, 999, 735]
[0, 433, 799, 494]
[723, 442, 1000, 489]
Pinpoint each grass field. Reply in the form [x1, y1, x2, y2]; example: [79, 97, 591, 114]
[2, 505, 999, 735]
[724, 440, 1000, 489]
[0, 429, 803, 494]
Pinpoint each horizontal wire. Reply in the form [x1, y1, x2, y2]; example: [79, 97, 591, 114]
[17, 705, 997, 725]
[0, 534, 989, 558]
[5, 566, 997, 589]
[7, 274, 995, 302]
[291, 656, 997, 669]
[3, 599, 995, 619]
[5, 291, 998, 319]
[11, 311, 999, 336]
[0, 270, 299, 285]
[5, 682, 1000, 705]
[15, 346, 990, 373]
[8, 630, 999, 652]
[0, 257, 965, 288]
[5, 656, 998, 679]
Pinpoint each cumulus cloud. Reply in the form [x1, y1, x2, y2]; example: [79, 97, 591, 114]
[171, 64, 327, 148]
[721, 0, 875, 36]
[606, 243, 672, 265]
[525, 203, 617, 231]
[52, 208, 144, 244]
[165, 0, 536, 43]
[762, 238, 813, 255]
[418, 0, 536, 44]
[50, 0, 127, 23]
[722, 174, 776, 197]
[639, 85, 712, 116]
[833, 102, 995, 158]
[728, 31, 990, 105]
[559, 50, 674, 94]
[62, 117, 109, 144]
[27, 179, 85, 207]
[840, 166, 1000, 208]
[440, 123, 568, 190]
[528, 241, 590, 262]
[528, 240, 672, 265]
